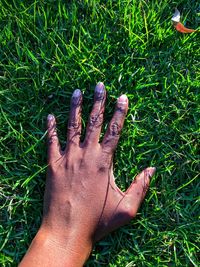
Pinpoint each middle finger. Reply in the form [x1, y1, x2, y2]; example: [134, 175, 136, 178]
[83, 82, 106, 146]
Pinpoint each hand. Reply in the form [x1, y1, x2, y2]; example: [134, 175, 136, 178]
[43, 82, 155, 240]
[19, 82, 155, 267]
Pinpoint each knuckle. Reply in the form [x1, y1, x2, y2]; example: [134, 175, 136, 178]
[67, 131, 81, 147]
[47, 123, 56, 132]
[101, 146, 112, 156]
[68, 120, 80, 129]
[67, 115, 81, 130]
[98, 166, 107, 173]
[117, 106, 127, 115]
[48, 163, 57, 174]
[126, 209, 136, 219]
[97, 158, 111, 171]
[48, 134, 58, 144]
[89, 112, 103, 128]
[123, 202, 137, 219]
[49, 162, 64, 175]
[68, 106, 81, 130]
[109, 121, 121, 136]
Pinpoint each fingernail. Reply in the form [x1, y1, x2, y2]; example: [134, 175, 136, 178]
[72, 89, 81, 105]
[118, 94, 128, 104]
[95, 82, 105, 99]
[146, 167, 156, 178]
[73, 89, 81, 98]
[47, 114, 54, 121]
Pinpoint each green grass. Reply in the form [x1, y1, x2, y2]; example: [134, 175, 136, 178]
[0, 0, 199, 266]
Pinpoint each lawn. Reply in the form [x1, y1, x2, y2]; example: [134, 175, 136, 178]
[0, 0, 199, 266]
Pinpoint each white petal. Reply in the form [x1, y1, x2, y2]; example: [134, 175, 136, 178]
[172, 8, 180, 22]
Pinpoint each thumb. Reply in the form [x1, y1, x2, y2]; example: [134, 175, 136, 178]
[123, 167, 156, 218]
[93, 167, 156, 241]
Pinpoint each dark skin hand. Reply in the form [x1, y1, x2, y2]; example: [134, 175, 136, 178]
[19, 82, 155, 267]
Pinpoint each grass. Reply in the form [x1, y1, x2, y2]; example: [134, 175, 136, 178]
[0, 0, 199, 266]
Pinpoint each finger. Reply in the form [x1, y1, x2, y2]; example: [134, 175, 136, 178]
[94, 168, 155, 241]
[101, 94, 128, 153]
[47, 114, 61, 162]
[83, 82, 106, 145]
[123, 167, 156, 217]
[67, 89, 82, 146]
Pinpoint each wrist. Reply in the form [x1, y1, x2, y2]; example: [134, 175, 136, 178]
[19, 227, 92, 267]
[39, 227, 92, 265]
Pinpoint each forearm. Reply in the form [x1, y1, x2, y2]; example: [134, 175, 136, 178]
[19, 228, 92, 267]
